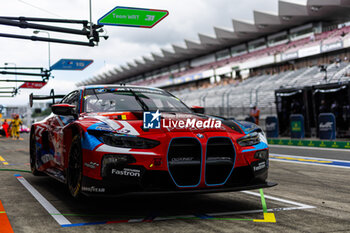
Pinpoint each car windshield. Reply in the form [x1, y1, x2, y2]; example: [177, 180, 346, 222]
[84, 87, 192, 113]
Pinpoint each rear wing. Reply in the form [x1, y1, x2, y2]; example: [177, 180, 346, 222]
[29, 89, 65, 107]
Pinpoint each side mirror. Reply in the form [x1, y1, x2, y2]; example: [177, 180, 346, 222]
[52, 104, 77, 118]
[191, 106, 205, 114]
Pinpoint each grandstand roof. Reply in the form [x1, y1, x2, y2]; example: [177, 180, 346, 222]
[78, 0, 350, 86]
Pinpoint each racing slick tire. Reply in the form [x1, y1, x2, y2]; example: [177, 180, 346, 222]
[29, 131, 45, 176]
[67, 135, 83, 199]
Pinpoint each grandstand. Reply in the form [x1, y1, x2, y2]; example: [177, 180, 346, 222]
[78, 0, 350, 135]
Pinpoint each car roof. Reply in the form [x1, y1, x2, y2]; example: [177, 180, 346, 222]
[80, 85, 164, 92]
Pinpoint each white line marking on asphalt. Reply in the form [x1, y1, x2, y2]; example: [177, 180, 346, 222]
[153, 191, 316, 220]
[270, 159, 350, 169]
[15, 175, 72, 226]
[269, 144, 350, 152]
[270, 153, 350, 163]
[242, 190, 315, 209]
[270, 153, 350, 169]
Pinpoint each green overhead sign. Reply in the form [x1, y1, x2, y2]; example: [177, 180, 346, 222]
[98, 6, 169, 28]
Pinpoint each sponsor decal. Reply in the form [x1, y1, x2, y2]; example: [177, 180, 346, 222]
[96, 126, 113, 131]
[41, 154, 54, 163]
[291, 121, 301, 132]
[111, 168, 141, 177]
[143, 110, 161, 129]
[82, 186, 105, 193]
[115, 128, 131, 134]
[319, 122, 333, 131]
[143, 110, 222, 130]
[163, 118, 222, 130]
[84, 162, 99, 169]
[171, 157, 194, 162]
[253, 161, 266, 172]
[266, 122, 276, 131]
[88, 120, 134, 135]
[96, 88, 106, 93]
[34, 125, 47, 140]
[208, 157, 231, 161]
[112, 87, 164, 94]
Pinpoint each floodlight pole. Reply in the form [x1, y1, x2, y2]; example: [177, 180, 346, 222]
[4, 62, 17, 89]
[33, 30, 51, 68]
[89, 0, 93, 38]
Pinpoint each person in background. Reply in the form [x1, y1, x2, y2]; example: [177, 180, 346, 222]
[319, 100, 329, 113]
[250, 104, 261, 125]
[291, 99, 302, 114]
[2, 119, 9, 138]
[10, 114, 22, 140]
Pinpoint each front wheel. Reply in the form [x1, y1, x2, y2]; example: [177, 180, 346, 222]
[67, 135, 83, 199]
[29, 131, 44, 176]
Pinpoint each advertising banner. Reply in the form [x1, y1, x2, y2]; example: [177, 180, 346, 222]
[298, 45, 321, 58]
[281, 51, 298, 61]
[318, 113, 336, 140]
[290, 114, 305, 139]
[265, 116, 279, 138]
[321, 41, 343, 53]
[50, 59, 93, 70]
[19, 82, 47, 89]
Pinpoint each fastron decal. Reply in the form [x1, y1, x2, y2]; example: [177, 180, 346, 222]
[111, 168, 141, 177]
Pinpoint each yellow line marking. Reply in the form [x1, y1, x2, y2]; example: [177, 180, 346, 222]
[270, 155, 332, 163]
[253, 213, 276, 223]
[0, 156, 9, 165]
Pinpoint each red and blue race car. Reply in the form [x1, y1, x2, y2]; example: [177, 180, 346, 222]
[30, 85, 276, 198]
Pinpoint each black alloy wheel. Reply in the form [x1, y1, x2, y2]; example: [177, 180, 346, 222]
[67, 135, 83, 199]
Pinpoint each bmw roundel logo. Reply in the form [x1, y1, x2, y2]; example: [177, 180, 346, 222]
[196, 133, 204, 139]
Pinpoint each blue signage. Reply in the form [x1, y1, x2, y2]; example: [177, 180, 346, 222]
[290, 114, 305, 139]
[265, 116, 279, 138]
[50, 59, 93, 70]
[318, 113, 336, 140]
[166, 73, 203, 86]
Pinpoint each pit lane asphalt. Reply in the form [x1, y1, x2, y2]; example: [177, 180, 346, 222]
[0, 134, 349, 233]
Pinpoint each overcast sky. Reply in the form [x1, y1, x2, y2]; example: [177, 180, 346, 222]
[0, 0, 279, 106]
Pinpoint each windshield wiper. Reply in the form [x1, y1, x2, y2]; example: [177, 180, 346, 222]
[128, 88, 149, 111]
[92, 89, 100, 101]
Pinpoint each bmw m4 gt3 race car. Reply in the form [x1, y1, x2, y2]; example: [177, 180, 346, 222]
[30, 85, 276, 198]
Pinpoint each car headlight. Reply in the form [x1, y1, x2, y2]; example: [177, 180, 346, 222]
[98, 133, 160, 149]
[237, 132, 260, 147]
